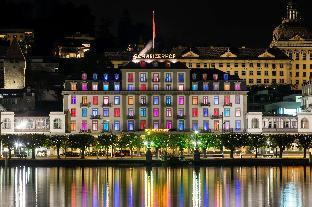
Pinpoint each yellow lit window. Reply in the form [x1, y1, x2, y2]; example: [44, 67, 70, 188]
[70, 121, 76, 131]
[224, 83, 230, 91]
[71, 83, 77, 90]
[192, 96, 198, 105]
[128, 96, 134, 105]
[82, 96, 87, 104]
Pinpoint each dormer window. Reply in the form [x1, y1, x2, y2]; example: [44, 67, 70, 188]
[93, 73, 98, 80]
[213, 82, 219, 90]
[70, 82, 77, 90]
[235, 82, 241, 91]
[224, 83, 230, 91]
[223, 74, 229, 81]
[202, 74, 207, 81]
[192, 82, 198, 91]
[203, 82, 209, 91]
[103, 73, 109, 81]
[82, 83, 88, 91]
[114, 73, 119, 80]
[213, 74, 218, 81]
[192, 73, 197, 80]
[82, 73, 87, 80]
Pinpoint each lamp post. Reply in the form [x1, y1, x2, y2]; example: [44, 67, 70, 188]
[193, 130, 200, 162]
[145, 131, 152, 164]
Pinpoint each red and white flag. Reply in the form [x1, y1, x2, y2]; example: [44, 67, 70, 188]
[152, 11, 156, 49]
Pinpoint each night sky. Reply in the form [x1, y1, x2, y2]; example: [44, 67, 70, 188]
[10, 0, 312, 47]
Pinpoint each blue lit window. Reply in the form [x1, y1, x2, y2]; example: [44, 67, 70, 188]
[165, 73, 172, 82]
[224, 74, 229, 81]
[165, 96, 171, 105]
[140, 73, 147, 82]
[114, 121, 120, 131]
[203, 121, 209, 131]
[82, 108, 87, 117]
[93, 73, 98, 80]
[103, 83, 109, 91]
[128, 84, 134, 91]
[214, 96, 219, 105]
[114, 96, 120, 105]
[103, 121, 109, 132]
[103, 108, 109, 117]
[192, 83, 198, 91]
[178, 120, 185, 131]
[153, 96, 159, 105]
[92, 108, 98, 116]
[203, 108, 209, 117]
[114, 73, 119, 80]
[192, 73, 197, 80]
[103, 73, 109, 81]
[114, 82, 120, 91]
[203, 83, 209, 91]
[235, 120, 241, 130]
[224, 108, 230, 117]
[192, 121, 198, 131]
[128, 121, 134, 131]
[178, 73, 184, 83]
[140, 108, 147, 117]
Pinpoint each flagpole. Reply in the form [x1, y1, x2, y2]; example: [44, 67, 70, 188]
[152, 10, 155, 51]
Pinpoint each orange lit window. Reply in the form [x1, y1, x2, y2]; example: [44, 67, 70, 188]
[192, 96, 198, 105]
[71, 83, 77, 90]
[70, 121, 76, 131]
[128, 96, 134, 105]
[224, 83, 230, 91]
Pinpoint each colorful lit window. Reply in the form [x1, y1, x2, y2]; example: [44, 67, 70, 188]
[81, 120, 88, 131]
[152, 73, 160, 82]
[178, 96, 184, 105]
[71, 83, 77, 90]
[166, 121, 172, 129]
[178, 73, 184, 83]
[203, 108, 209, 117]
[103, 73, 109, 81]
[92, 120, 98, 131]
[192, 73, 197, 80]
[92, 83, 98, 90]
[71, 95, 76, 104]
[178, 120, 185, 131]
[192, 121, 198, 131]
[203, 74, 207, 81]
[114, 96, 120, 105]
[140, 120, 146, 130]
[70, 121, 76, 131]
[128, 73, 134, 82]
[235, 95, 240, 104]
[224, 95, 230, 105]
[224, 121, 230, 130]
[178, 109, 184, 116]
[153, 84, 159, 90]
[178, 84, 184, 91]
[153, 108, 159, 117]
[128, 121, 134, 131]
[213, 74, 218, 81]
[140, 73, 147, 82]
[128, 108, 134, 116]
[235, 83, 241, 91]
[214, 108, 219, 116]
[82, 83, 88, 91]
[103, 108, 109, 117]
[203, 83, 209, 91]
[114, 73, 119, 80]
[114, 121, 120, 131]
[214, 96, 219, 105]
[140, 108, 147, 117]
[165, 73, 172, 82]
[153, 96, 159, 105]
[103, 83, 109, 91]
[192, 83, 198, 91]
[140, 96, 147, 105]
[71, 108, 76, 117]
[92, 108, 98, 116]
[214, 120, 219, 131]
[82, 96, 88, 104]
[165, 96, 171, 105]
[166, 108, 172, 117]
[82, 108, 87, 117]
[93, 73, 98, 80]
[203, 96, 209, 104]
[235, 108, 241, 117]
[224, 83, 230, 91]
[192, 96, 198, 105]
[114, 108, 120, 117]
[153, 121, 159, 129]
[192, 108, 198, 117]
[128, 96, 134, 105]
[224, 108, 230, 117]
[223, 74, 229, 81]
[140, 84, 147, 91]
[93, 96, 98, 105]
[203, 121, 209, 131]
[103, 121, 109, 132]
[235, 120, 241, 130]
[114, 82, 120, 91]
[213, 82, 219, 90]
[128, 84, 134, 91]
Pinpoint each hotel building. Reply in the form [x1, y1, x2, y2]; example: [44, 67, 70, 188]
[62, 61, 247, 134]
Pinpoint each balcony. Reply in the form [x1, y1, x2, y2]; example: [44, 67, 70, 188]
[200, 102, 211, 107]
[102, 103, 112, 107]
[80, 102, 91, 107]
[90, 115, 101, 119]
[262, 128, 298, 133]
[140, 102, 148, 107]
[177, 115, 186, 119]
[223, 103, 232, 107]
[127, 115, 135, 119]
[211, 115, 223, 119]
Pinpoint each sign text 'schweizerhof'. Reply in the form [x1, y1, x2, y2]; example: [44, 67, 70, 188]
[133, 53, 176, 60]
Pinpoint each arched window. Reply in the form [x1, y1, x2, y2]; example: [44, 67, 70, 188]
[251, 118, 259, 129]
[301, 118, 309, 129]
[53, 118, 62, 129]
[3, 118, 11, 129]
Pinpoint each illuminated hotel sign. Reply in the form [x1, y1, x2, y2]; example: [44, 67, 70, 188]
[145, 129, 170, 133]
[133, 53, 176, 60]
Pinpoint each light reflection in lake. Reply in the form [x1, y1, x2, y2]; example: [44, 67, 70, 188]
[0, 166, 311, 207]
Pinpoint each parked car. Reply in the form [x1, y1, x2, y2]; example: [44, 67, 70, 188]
[114, 150, 130, 157]
[36, 150, 47, 157]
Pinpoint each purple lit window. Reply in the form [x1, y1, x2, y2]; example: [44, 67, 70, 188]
[71, 95, 76, 104]
[166, 121, 172, 129]
[153, 108, 159, 117]
[82, 83, 88, 91]
[178, 96, 184, 105]
[81, 120, 87, 131]
[153, 121, 159, 129]
[235, 83, 241, 91]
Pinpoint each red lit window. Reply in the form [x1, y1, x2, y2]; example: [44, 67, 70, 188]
[224, 95, 230, 105]
[192, 108, 198, 117]
[128, 73, 134, 82]
[140, 120, 146, 130]
[140, 84, 147, 91]
[71, 108, 76, 117]
[214, 108, 219, 116]
[93, 96, 98, 105]
[114, 108, 120, 117]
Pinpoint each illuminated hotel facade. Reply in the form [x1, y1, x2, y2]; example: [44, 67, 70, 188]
[62, 61, 248, 134]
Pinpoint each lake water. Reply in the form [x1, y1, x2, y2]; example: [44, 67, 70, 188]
[0, 166, 311, 207]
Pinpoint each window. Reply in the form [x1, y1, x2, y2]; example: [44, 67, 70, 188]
[103, 83, 109, 91]
[165, 73, 172, 82]
[153, 96, 159, 105]
[165, 96, 172, 105]
[203, 121, 209, 131]
[93, 96, 98, 105]
[303, 64, 306, 70]
[224, 121, 230, 130]
[103, 96, 109, 105]
[250, 63, 254, 67]
[178, 73, 184, 82]
[296, 64, 300, 69]
[114, 121, 120, 131]
[265, 71, 269, 76]
[235, 95, 240, 104]
[114, 96, 120, 105]
[203, 73, 208, 81]
[249, 79, 254, 84]
[128, 121, 134, 131]
[140, 73, 147, 82]
[82, 108, 87, 117]
[128, 96, 134, 105]
[301, 118, 309, 129]
[178, 120, 185, 131]
[214, 96, 219, 105]
[140, 121, 146, 130]
[103, 108, 109, 117]
[3, 118, 11, 129]
[128, 108, 134, 116]
[224, 83, 230, 91]
[251, 118, 259, 128]
[92, 83, 98, 90]
[153, 84, 159, 90]
[219, 63, 224, 68]
[71, 83, 77, 90]
[257, 71, 261, 76]
[178, 109, 184, 116]
[166, 121, 172, 129]
[192, 121, 198, 131]
[235, 120, 241, 131]
[213, 82, 219, 90]
[153, 108, 159, 117]
[203, 96, 209, 104]
[234, 63, 238, 67]
[192, 96, 198, 105]
[92, 120, 98, 131]
[140, 84, 147, 91]
[140, 96, 147, 105]
[204, 63, 207, 68]
[53, 118, 62, 129]
[82, 96, 88, 104]
[272, 71, 276, 76]
[249, 71, 253, 76]
[179, 96, 184, 105]
[92, 108, 99, 116]
[128, 73, 134, 82]
[153, 121, 159, 129]
[103, 73, 108, 81]
[192, 73, 197, 80]
[82, 83, 88, 91]
[257, 79, 261, 84]
[128, 84, 134, 91]
[114, 108, 120, 117]
[192, 108, 198, 117]
[214, 120, 220, 131]
[235, 108, 241, 117]
[81, 120, 87, 131]
[71, 95, 76, 104]
[235, 83, 241, 91]
[203, 82, 209, 91]
[103, 121, 109, 132]
[257, 63, 261, 68]
[140, 108, 147, 117]
[214, 108, 219, 116]
[178, 84, 184, 91]
[280, 71, 284, 76]
[224, 108, 230, 117]
[114, 82, 120, 91]
[70, 121, 76, 131]
[166, 108, 172, 117]
[152, 73, 160, 82]
[203, 108, 209, 117]
[242, 71, 246, 76]
[165, 84, 172, 90]
[192, 83, 198, 91]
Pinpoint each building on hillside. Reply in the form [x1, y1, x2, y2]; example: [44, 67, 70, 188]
[62, 61, 248, 134]
[270, 0, 312, 89]
[0, 28, 34, 54]
[263, 94, 302, 116]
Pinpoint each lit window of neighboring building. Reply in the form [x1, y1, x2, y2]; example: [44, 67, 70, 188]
[93, 96, 98, 105]
[178, 109, 184, 116]
[235, 82, 241, 91]
[192, 108, 198, 117]
[153, 108, 159, 117]
[70, 121, 76, 131]
[178, 73, 184, 82]
[114, 96, 120, 105]
[71, 95, 76, 104]
[128, 84, 134, 91]
[92, 108, 99, 116]
[114, 121, 120, 131]
[235, 108, 241, 117]
[166, 108, 172, 117]
[128, 73, 134, 82]
[152, 73, 160, 82]
[214, 108, 219, 116]
[153, 96, 159, 105]
[140, 73, 147, 82]
[224, 83, 230, 91]
[128, 96, 134, 105]
[224, 108, 230, 117]
[82, 108, 87, 117]
[203, 108, 209, 117]
[192, 96, 198, 105]
[114, 108, 120, 117]
[235, 95, 240, 104]
[103, 108, 109, 117]
[203, 83, 209, 91]
[81, 120, 88, 131]
[165, 96, 171, 105]
[128, 108, 134, 116]
[178, 96, 184, 105]
[153, 121, 159, 129]
[203, 121, 209, 131]
[103, 83, 109, 91]
[192, 121, 198, 131]
[103, 96, 109, 105]
[213, 82, 219, 90]
[235, 120, 241, 131]
[153, 84, 159, 90]
[214, 96, 219, 105]
[140, 120, 146, 130]
[192, 83, 198, 91]
[140, 108, 147, 117]
[140, 84, 147, 91]
[178, 120, 184, 131]
[71, 108, 76, 117]
[82, 83, 88, 91]
[114, 82, 120, 91]
[166, 121, 172, 129]
[103, 121, 109, 132]
[165, 73, 172, 82]
[92, 83, 98, 90]
[128, 121, 134, 131]
[71, 83, 77, 90]
[92, 120, 98, 131]
[178, 84, 184, 91]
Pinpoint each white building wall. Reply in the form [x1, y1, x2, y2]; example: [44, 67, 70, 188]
[246, 112, 263, 133]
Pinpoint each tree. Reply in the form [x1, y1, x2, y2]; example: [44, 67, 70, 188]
[122, 133, 140, 157]
[20, 134, 48, 159]
[131, 134, 144, 156]
[247, 133, 267, 158]
[46, 135, 68, 159]
[169, 134, 188, 156]
[296, 134, 312, 158]
[269, 134, 295, 158]
[149, 132, 170, 158]
[1, 134, 17, 159]
[219, 133, 247, 158]
[68, 134, 94, 159]
[98, 133, 117, 158]
[200, 133, 219, 157]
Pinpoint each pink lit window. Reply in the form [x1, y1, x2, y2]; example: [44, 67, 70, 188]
[166, 121, 172, 129]
[235, 83, 241, 91]
[153, 121, 159, 129]
[92, 83, 98, 90]
[178, 96, 184, 105]
[153, 108, 159, 117]
[114, 108, 120, 117]
[140, 84, 147, 91]
[214, 108, 219, 116]
[93, 96, 98, 105]
[213, 74, 218, 81]
[192, 108, 198, 117]
[128, 73, 134, 82]
[81, 120, 88, 131]
[82, 83, 88, 91]
[178, 84, 184, 91]
[224, 96, 230, 105]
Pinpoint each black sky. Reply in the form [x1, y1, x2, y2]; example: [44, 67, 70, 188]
[11, 0, 312, 48]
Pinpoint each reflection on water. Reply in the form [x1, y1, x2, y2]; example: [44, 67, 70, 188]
[0, 166, 312, 207]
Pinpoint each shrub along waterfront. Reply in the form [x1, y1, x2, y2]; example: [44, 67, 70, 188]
[0, 132, 312, 159]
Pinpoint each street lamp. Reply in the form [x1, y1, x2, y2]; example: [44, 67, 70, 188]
[193, 130, 200, 162]
[145, 131, 153, 163]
